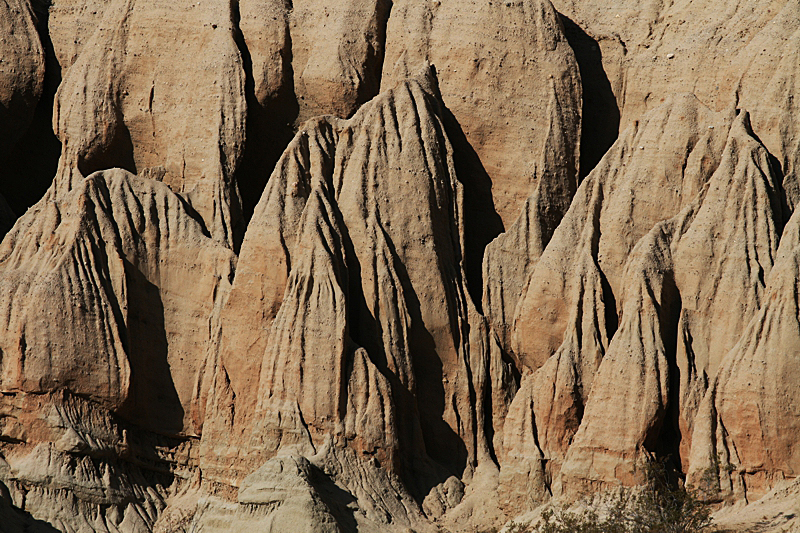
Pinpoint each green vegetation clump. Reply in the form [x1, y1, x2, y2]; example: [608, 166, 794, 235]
[695, 453, 737, 503]
[506, 459, 714, 533]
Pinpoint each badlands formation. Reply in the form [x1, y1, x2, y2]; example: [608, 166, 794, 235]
[0, 0, 799, 531]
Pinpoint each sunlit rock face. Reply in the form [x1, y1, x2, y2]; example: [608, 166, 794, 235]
[0, 1, 798, 531]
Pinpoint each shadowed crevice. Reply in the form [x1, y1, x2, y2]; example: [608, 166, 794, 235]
[0, 0, 62, 215]
[230, 0, 298, 231]
[559, 13, 620, 180]
[648, 268, 685, 475]
[441, 105, 504, 311]
[77, 116, 137, 178]
[117, 261, 184, 437]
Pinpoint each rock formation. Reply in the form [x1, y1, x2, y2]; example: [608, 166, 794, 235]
[0, 0, 44, 146]
[383, 0, 581, 228]
[688, 203, 800, 503]
[550, 0, 800, 204]
[558, 110, 782, 495]
[0, 0, 46, 232]
[201, 68, 484, 493]
[0, 0, 798, 532]
[51, 0, 249, 248]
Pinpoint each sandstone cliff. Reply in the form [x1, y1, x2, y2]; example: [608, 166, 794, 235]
[0, 1, 798, 532]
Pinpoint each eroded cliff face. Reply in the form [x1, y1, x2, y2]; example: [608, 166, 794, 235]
[0, 1, 798, 532]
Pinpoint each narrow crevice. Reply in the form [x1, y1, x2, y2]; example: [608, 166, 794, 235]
[559, 13, 620, 180]
[230, 0, 298, 228]
[373, 0, 393, 93]
[440, 104, 504, 312]
[749, 127, 791, 234]
[649, 268, 685, 475]
[598, 267, 619, 341]
[77, 113, 137, 178]
[1, 0, 62, 215]
[351, 0, 393, 114]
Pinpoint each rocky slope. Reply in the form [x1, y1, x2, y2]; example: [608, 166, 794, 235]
[0, 1, 798, 532]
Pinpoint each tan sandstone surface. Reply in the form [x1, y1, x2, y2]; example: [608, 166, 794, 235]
[0, 0, 798, 532]
[0, 0, 44, 147]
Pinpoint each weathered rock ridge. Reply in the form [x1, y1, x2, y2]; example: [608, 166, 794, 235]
[0, 0, 798, 532]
